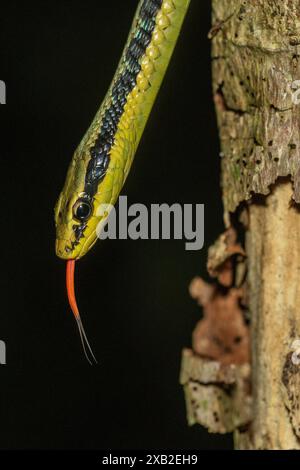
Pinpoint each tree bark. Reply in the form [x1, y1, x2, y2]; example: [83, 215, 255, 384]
[238, 180, 300, 449]
[181, 0, 300, 450]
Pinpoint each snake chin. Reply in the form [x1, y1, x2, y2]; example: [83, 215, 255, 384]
[56, 238, 78, 260]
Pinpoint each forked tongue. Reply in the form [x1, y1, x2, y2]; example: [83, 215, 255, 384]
[66, 260, 97, 365]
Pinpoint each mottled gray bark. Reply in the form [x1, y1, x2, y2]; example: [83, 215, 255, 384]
[212, 0, 300, 219]
[181, 0, 300, 450]
[211, 0, 300, 449]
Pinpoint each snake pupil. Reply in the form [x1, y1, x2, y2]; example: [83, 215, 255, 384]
[73, 199, 92, 221]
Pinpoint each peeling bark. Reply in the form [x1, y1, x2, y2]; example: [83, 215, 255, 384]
[212, 0, 300, 218]
[190, 277, 249, 365]
[182, 233, 251, 437]
[181, 0, 300, 450]
[207, 227, 245, 287]
[210, 0, 300, 449]
[239, 181, 300, 449]
[180, 349, 252, 433]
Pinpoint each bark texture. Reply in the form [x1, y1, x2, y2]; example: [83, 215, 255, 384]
[180, 349, 251, 433]
[181, 0, 300, 450]
[211, 0, 300, 449]
[212, 0, 300, 220]
[239, 181, 300, 449]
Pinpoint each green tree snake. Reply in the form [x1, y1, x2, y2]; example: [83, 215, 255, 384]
[54, 0, 191, 363]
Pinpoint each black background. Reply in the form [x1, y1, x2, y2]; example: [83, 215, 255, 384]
[0, 0, 232, 450]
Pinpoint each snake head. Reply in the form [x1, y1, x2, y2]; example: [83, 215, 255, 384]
[54, 155, 98, 260]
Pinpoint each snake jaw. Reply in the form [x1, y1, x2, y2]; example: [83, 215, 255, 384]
[66, 260, 98, 365]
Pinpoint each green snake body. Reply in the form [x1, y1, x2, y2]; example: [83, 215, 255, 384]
[55, 0, 190, 259]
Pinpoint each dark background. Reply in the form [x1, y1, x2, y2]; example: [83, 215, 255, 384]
[0, 0, 232, 450]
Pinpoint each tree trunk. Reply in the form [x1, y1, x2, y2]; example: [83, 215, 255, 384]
[238, 180, 300, 449]
[181, 0, 300, 450]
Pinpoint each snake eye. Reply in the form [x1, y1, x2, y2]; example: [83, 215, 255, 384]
[73, 199, 92, 222]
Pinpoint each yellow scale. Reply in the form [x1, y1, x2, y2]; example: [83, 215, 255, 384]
[54, 0, 191, 363]
[55, 0, 191, 260]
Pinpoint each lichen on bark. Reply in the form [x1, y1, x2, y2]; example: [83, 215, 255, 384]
[212, 0, 300, 218]
[181, 0, 300, 450]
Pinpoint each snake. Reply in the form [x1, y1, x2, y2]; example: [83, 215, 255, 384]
[54, 0, 191, 363]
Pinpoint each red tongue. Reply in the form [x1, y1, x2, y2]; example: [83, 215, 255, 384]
[65, 260, 97, 365]
[66, 259, 79, 318]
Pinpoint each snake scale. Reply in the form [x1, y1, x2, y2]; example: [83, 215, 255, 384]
[54, 0, 191, 362]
